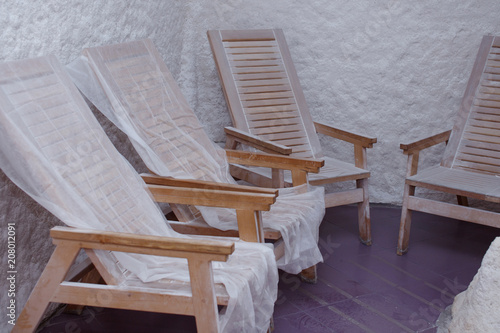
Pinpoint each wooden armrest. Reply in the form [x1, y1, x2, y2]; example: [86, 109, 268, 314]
[314, 121, 377, 148]
[400, 130, 451, 155]
[50, 226, 234, 260]
[225, 149, 324, 173]
[147, 184, 277, 211]
[141, 173, 278, 195]
[225, 126, 292, 155]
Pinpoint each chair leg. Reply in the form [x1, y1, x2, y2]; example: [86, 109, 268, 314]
[299, 265, 317, 284]
[356, 178, 372, 245]
[267, 316, 275, 332]
[12, 243, 80, 333]
[397, 184, 415, 255]
[457, 195, 469, 206]
[271, 168, 285, 188]
[188, 259, 219, 333]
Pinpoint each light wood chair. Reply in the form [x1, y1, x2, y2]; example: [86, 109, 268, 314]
[208, 29, 377, 245]
[77, 39, 325, 282]
[0, 55, 278, 332]
[397, 35, 500, 254]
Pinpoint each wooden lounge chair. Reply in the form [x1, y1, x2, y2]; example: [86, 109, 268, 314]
[207, 29, 377, 245]
[0, 55, 278, 332]
[397, 35, 500, 254]
[72, 39, 325, 281]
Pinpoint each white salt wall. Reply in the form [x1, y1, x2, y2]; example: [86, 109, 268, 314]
[447, 237, 500, 332]
[1, 0, 500, 330]
[180, 0, 500, 204]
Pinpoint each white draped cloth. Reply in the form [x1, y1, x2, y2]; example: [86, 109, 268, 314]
[0, 55, 278, 332]
[67, 39, 325, 274]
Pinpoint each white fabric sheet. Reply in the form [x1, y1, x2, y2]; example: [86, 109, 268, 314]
[0, 55, 278, 332]
[67, 39, 325, 274]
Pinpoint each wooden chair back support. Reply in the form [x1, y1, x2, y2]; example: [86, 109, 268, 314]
[208, 29, 323, 159]
[442, 36, 500, 175]
[83, 40, 223, 181]
[83, 40, 232, 222]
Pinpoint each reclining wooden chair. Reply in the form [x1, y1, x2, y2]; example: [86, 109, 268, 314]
[0, 55, 279, 332]
[208, 29, 377, 245]
[397, 35, 500, 254]
[70, 39, 326, 281]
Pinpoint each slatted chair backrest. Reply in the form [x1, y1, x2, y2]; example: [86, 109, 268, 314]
[82, 40, 232, 183]
[442, 36, 500, 175]
[0, 55, 171, 284]
[208, 29, 323, 159]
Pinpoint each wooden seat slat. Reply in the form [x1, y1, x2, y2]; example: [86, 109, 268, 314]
[227, 53, 281, 62]
[225, 46, 280, 54]
[244, 105, 299, 115]
[472, 105, 500, 116]
[481, 79, 500, 88]
[248, 117, 301, 128]
[223, 40, 277, 48]
[464, 124, 500, 136]
[473, 98, 500, 109]
[233, 72, 288, 82]
[484, 66, 500, 75]
[462, 132, 500, 145]
[241, 97, 297, 109]
[229, 59, 284, 68]
[238, 84, 292, 94]
[236, 78, 292, 88]
[459, 140, 500, 152]
[246, 111, 300, 122]
[468, 118, 500, 129]
[240, 91, 295, 101]
[250, 123, 305, 136]
[475, 92, 500, 101]
[232, 64, 286, 75]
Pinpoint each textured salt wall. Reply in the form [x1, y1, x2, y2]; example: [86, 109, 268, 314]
[446, 237, 500, 332]
[180, 0, 500, 205]
[0, 1, 188, 331]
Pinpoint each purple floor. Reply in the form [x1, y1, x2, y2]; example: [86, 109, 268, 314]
[37, 205, 500, 332]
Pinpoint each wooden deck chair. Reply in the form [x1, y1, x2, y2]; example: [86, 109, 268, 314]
[70, 39, 326, 282]
[396, 35, 500, 254]
[208, 29, 377, 245]
[0, 55, 279, 332]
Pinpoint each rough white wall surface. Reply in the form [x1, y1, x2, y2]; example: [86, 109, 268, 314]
[0, 1, 187, 330]
[445, 237, 500, 332]
[180, 0, 500, 204]
[1, 0, 500, 331]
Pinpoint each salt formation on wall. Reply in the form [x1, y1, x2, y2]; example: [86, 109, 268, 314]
[445, 237, 500, 332]
[1, 0, 500, 330]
